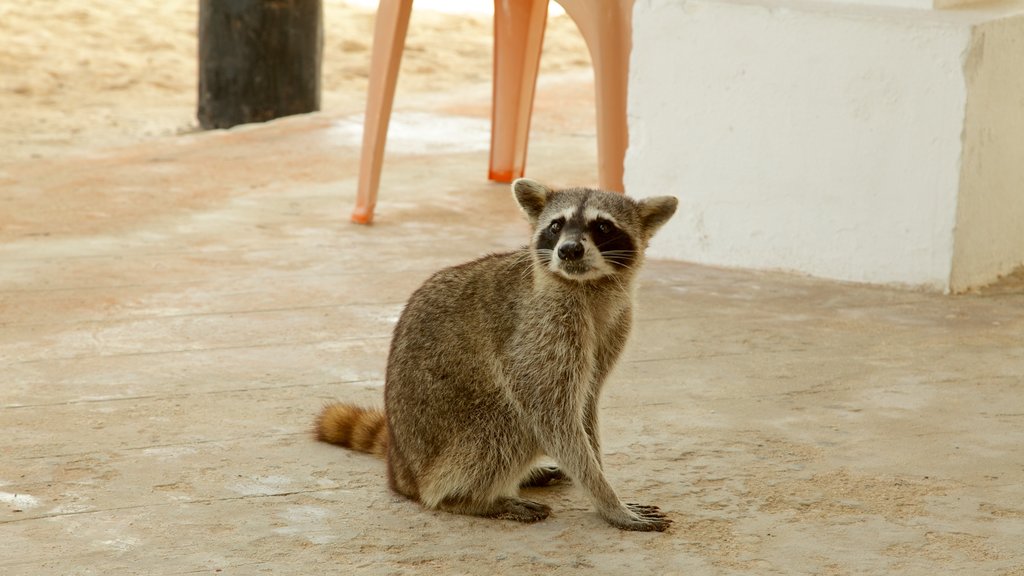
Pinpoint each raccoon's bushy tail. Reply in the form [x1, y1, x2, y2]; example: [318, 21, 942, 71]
[314, 403, 388, 457]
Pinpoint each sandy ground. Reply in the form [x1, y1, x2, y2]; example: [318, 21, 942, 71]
[0, 0, 589, 162]
[2, 93, 1023, 573]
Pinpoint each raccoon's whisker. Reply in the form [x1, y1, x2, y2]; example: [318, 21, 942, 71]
[599, 250, 636, 258]
[519, 259, 537, 284]
[598, 254, 634, 264]
[604, 259, 636, 268]
[601, 255, 637, 268]
[526, 250, 554, 279]
[511, 250, 539, 284]
[610, 274, 630, 294]
[509, 250, 531, 264]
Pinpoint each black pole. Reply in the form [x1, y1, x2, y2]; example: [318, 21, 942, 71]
[198, 0, 323, 130]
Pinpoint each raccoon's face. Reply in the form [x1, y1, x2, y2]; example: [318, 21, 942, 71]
[534, 203, 636, 281]
[513, 179, 678, 283]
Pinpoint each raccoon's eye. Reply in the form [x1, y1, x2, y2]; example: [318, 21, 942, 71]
[595, 220, 613, 235]
[548, 219, 563, 233]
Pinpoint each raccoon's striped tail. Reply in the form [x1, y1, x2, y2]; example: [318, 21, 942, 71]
[314, 403, 388, 457]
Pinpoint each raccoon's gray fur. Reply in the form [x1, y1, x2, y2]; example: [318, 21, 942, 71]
[316, 178, 677, 531]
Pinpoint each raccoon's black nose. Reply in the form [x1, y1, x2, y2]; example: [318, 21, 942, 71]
[558, 241, 584, 262]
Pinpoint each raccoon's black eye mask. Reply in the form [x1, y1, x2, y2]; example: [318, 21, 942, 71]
[593, 219, 614, 236]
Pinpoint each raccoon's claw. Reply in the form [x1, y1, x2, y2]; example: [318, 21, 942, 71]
[626, 503, 662, 514]
[610, 503, 672, 532]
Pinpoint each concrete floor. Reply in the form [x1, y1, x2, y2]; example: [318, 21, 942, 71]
[2, 73, 1023, 575]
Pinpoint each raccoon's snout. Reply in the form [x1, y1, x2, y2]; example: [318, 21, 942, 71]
[557, 241, 584, 262]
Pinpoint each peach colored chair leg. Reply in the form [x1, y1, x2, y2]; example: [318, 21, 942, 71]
[555, 0, 633, 193]
[352, 0, 414, 224]
[489, 0, 549, 183]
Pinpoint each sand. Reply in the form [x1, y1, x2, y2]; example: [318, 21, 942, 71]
[0, 0, 589, 163]
[3, 102, 1023, 573]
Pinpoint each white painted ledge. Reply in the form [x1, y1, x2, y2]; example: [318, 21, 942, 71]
[812, 0, 989, 10]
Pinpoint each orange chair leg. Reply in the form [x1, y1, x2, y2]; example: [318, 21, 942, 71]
[352, 0, 414, 225]
[555, 0, 633, 193]
[489, 0, 549, 183]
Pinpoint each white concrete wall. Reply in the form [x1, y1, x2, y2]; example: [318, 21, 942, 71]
[626, 0, 1024, 291]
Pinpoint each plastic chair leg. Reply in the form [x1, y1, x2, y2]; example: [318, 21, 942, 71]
[352, 0, 414, 225]
[489, 0, 549, 183]
[555, 0, 633, 193]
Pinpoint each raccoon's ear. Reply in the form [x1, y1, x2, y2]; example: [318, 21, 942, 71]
[638, 196, 678, 235]
[512, 178, 552, 224]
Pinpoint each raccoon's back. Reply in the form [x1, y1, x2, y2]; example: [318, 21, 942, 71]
[391, 249, 532, 355]
[383, 250, 533, 440]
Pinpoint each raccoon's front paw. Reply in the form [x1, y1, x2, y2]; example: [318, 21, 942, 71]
[604, 503, 672, 532]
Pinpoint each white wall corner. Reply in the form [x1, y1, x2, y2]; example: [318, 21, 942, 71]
[627, 0, 1024, 291]
[949, 14, 1024, 292]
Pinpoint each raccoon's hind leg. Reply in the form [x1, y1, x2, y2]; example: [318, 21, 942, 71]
[436, 494, 551, 523]
[520, 465, 569, 488]
[385, 444, 420, 502]
[420, 450, 550, 522]
[424, 469, 553, 523]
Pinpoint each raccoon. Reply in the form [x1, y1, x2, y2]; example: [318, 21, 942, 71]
[316, 178, 677, 531]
